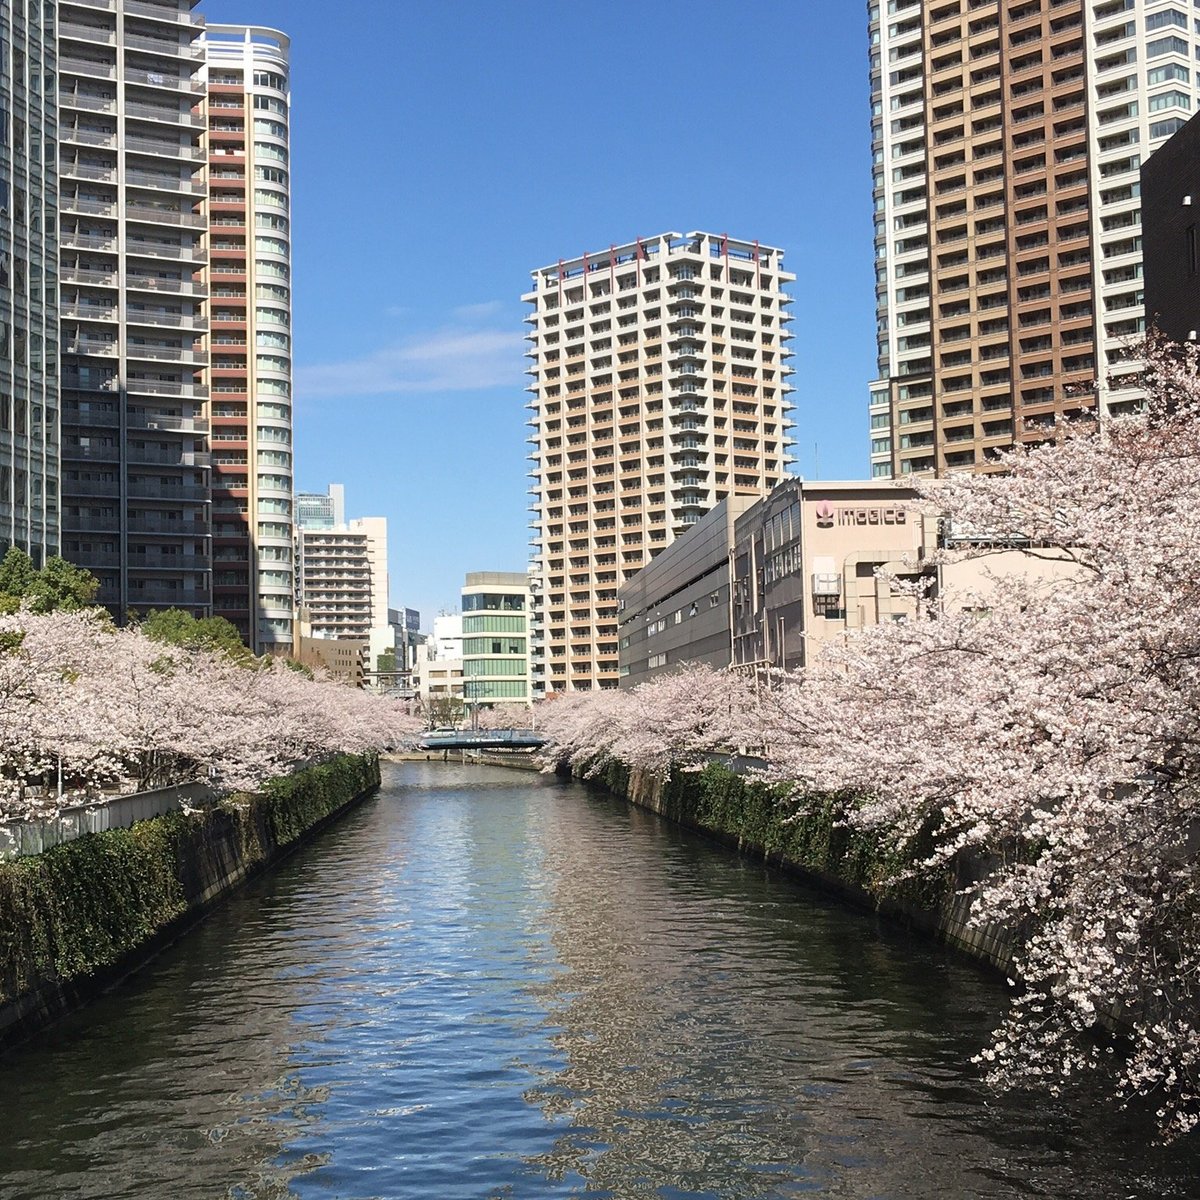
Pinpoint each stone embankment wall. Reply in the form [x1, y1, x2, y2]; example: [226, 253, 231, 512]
[585, 759, 1015, 974]
[0, 753, 381, 1048]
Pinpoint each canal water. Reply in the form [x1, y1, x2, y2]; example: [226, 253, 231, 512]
[1, 762, 1197, 1199]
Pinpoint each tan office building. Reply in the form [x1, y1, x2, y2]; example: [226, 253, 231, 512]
[524, 231, 796, 695]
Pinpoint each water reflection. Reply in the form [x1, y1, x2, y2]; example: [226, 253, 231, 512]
[0, 763, 1195, 1199]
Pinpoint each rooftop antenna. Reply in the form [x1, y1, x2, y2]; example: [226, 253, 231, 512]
[813, 442, 820, 481]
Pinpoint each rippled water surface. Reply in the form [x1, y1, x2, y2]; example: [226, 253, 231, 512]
[1, 762, 1197, 1198]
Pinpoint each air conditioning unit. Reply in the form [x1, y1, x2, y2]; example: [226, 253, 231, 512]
[811, 572, 841, 597]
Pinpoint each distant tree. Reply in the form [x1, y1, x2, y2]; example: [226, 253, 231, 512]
[0, 548, 36, 601]
[0, 547, 99, 615]
[140, 608, 254, 664]
[376, 649, 397, 674]
[24, 556, 100, 614]
[426, 694, 464, 728]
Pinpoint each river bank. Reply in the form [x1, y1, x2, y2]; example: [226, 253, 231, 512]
[1, 760, 1190, 1200]
[0, 753, 380, 1049]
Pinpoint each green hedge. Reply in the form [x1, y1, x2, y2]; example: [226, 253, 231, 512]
[604, 760, 949, 910]
[0, 753, 379, 1008]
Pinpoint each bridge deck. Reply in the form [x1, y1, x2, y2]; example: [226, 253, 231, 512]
[416, 729, 546, 751]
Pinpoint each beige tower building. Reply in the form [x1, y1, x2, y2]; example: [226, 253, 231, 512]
[523, 231, 795, 695]
[869, 0, 1199, 478]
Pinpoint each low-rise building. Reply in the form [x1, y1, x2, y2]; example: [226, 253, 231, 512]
[617, 498, 755, 688]
[412, 613, 464, 721]
[461, 572, 532, 718]
[619, 478, 1072, 684]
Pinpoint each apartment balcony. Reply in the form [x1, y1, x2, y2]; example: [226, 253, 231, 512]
[124, 30, 201, 58]
[127, 586, 212, 607]
[125, 133, 204, 161]
[125, 240, 204, 266]
[126, 275, 207, 298]
[88, 551, 209, 571]
[61, 197, 118, 222]
[128, 447, 211, 468]
[126, 308, 207, 330]
[125, 98, 202, 127]
[127, 411, 208, 434]
[125, 513, 210, 535]
[60, 57, 118, 82]
[61, 265, 118, 289]
[63, 337, 118, 357]
[126, 343, 205, 365]
[125, 168, 205, 194]
[125, 474, 209, 499]
[61, 161, 117, 185]
[127, 377, 208, 399]
[125, 202, 205, 227]
[60, 92, 117, 116]
[63, 478, 121, 498]
[61, 231, 117, 253]
[63, 127, 117, 150]
[123, 0, 197, 24]
[125, 66, 203, 95]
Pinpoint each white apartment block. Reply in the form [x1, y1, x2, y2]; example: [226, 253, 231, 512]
[869, 0, 1199, 479]
[523, 231, 795, 694]
[296, 506, 389, 657]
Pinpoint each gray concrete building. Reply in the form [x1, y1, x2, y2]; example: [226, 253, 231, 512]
[58, 0, 211, 618]
[617, 497, 754, 687]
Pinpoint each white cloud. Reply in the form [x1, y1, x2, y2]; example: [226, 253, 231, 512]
[451, 300, 505, 320]
[297, 322, 523, 400]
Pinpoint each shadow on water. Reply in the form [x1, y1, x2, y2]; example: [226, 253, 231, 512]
[0, 760, 1195, 1199]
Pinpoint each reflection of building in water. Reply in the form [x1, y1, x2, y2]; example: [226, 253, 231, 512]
[519, 787, 1064, 1198]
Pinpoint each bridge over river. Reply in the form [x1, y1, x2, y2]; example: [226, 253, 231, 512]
[416, 727, 546, 751]
[1, 761, 1196, 1198]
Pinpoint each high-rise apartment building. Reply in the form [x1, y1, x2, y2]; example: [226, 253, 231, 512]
[869, 0, 1198, 478]
[0, 0, 59, 563]
[295, 485, 389, 660]
[523, 231, 795, 694]
[203, 24, 294, 653]
[58, 0, 211, 618]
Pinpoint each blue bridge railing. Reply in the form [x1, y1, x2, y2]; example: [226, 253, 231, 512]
[416, 729, 546, 751]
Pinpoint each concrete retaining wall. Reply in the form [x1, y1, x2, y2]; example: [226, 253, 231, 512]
[0, 782, 216, 861]
[0, 754, 381, 1049]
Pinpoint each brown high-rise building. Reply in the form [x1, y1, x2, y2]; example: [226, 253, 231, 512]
[203, 25, 295, 654]
[869, 0, 1195, 479]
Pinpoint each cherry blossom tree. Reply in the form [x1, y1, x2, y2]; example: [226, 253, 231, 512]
[0, 608, 423, 820]
[537, 339, 1200, 1136]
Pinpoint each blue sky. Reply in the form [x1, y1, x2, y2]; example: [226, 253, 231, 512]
[202, 0, 875, 628]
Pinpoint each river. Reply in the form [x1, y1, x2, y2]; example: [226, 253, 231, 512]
[0, 761, 1196, 1199]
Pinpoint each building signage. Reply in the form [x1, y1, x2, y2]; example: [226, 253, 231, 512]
[814, 500, 907, 529]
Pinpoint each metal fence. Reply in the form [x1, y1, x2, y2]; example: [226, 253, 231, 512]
[0, 781, 215, 861]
